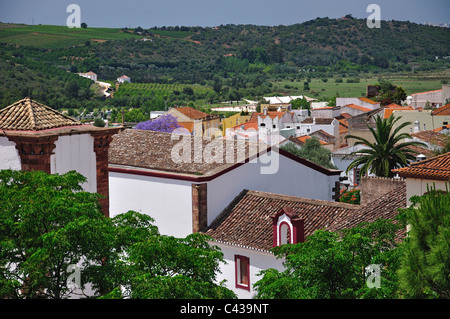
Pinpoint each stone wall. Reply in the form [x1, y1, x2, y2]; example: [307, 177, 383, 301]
[360, 176, 405, 206]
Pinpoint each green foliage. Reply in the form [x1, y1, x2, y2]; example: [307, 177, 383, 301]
[0, 169, 106, 299]
[281, 138, 336, 169]
[339, 188, 360, 205]
[345, 115, 427, 178]
[0, 170, 235, 299]
[254, 218, 406, 299]
[397, 185, 450, 299]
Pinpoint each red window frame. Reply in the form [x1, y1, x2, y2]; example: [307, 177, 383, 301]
[235, 255, 250, 291]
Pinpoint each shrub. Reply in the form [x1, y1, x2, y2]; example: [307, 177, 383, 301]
[340, 188, 360, 205]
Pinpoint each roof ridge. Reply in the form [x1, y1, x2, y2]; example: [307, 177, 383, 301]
[246, 190, 359, 209]
[409, 151, 450, 166]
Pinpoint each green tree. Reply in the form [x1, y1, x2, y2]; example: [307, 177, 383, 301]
[0, 170, 235, 299]
[281, 138, 336, 169]
[397, 185, 450, 299]
[345, 115, 426, 178]
[254, 218, 406, 299]
[0, 169, 111, 299]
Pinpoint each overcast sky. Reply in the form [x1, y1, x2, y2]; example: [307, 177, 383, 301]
[0, 0, 449, 28]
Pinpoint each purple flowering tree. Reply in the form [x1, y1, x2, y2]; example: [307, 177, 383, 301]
[135, 114, 182, 133]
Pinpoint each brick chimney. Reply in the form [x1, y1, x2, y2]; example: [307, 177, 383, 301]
[192, 183, 208, 233]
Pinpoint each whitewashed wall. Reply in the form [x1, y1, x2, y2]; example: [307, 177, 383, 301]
[50, 134, 97, 193]
[213, 243, 284, 299]
[206, 150, 338, 225]
[405, 178, 448, 206]
[109, 172, 193, 237]
[0, 136, 21, 170]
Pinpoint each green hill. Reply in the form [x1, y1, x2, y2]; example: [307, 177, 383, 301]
[0, 17, 449, 111]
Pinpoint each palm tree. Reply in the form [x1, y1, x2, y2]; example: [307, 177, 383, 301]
[345, 114, 427, 178]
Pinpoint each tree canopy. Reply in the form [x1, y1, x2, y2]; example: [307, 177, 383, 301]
[345, 115, 426, 178]
[0, 169, 235, 299]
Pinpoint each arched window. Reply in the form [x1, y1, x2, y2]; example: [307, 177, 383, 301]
[279, 222, 291, 245]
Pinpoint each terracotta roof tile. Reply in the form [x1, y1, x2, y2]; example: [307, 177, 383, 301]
[174, 106, 213, 120]
[0, 98, 81, 131]
[345, 104, 372, 112]
[358, 97, 379, 105]
[411, 131, 448, 148]
[302, 118, 334, 125]
[431, 103, 450, 116]
[393, 152, 450, 180]
[203, 190, 358, 252]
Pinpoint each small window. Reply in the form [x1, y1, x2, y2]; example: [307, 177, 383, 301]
[273, 125, 276, 129]
[235, 255, 250, 291]
[306, 128, 311, 133]
[444, 122, 448, 126]
[296, 126, 300, 130]
[279, 222, 291, 245]
[260, 123, 266, 127]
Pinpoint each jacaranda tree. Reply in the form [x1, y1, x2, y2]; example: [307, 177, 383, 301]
[135, 113, 182, 133]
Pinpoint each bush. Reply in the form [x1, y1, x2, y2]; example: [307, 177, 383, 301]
[340, 188, 360, 205]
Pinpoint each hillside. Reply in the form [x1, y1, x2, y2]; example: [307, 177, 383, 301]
[0, 17, 449, 111]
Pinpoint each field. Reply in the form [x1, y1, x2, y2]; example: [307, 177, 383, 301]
[114, 82, 214, 98]
[0, 23, 140, 48]
[272, 69, 450, 101]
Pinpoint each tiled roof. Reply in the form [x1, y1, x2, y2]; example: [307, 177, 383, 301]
[434, 124, 450, 132]
[203, 190, 358, 252]
[345, 104, 372, 112]
[173, 107, 214, 120]
[109, 129, 342, 178]
[295, 135, 329, 145]
[0, 98, 81, 131]
[328, 183, 407, 236]
[392, 152, 450, 180]
[384, 106, 414, 118]
[411, 89, 442, 96]
[411, 130, 448, 148]
[358, 97, 379, 105]
[431, 103, 450, 116]
[302, 118, 334, 125]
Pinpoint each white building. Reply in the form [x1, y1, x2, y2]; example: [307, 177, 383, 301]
[393, 151, 450, 206]
[78, 71, 97, 81]
[117, 75, 131, 83]
[0, 98, 120, 216]
[336, 97, 380, 110]
[108, 129, 342, 238]
[297, 117, 339, 137]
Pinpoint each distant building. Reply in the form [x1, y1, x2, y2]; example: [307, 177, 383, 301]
[336, 97, 381, 110]
[78, 71, 97, 81]
[117, 75, 131, 83]
[410, 89, 442, 109]
[166, 106, 220, 137]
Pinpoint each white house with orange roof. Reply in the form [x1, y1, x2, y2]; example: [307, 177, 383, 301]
[336, 97, 381, 110]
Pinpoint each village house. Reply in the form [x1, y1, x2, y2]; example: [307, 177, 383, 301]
[298, 117, 339, 137]
[393, 151, 450, 206]
[117, 75, 131, 83]
[409, 87, 446, 109]
[166, 106, 221, 137]
[0, 98, 120, 216]
[107, 129, 342, 238]
[336, 97, 381, 110]
[78, 71, 97, 81]
[204, 174, 407, 298]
